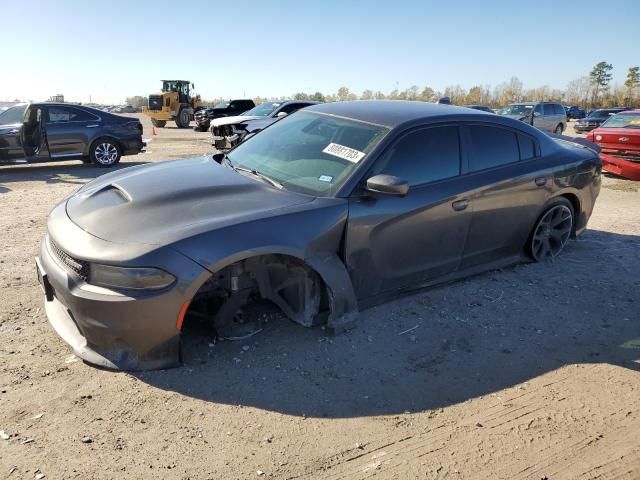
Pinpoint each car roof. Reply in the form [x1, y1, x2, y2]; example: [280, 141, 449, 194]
[306, 100, 490, 128]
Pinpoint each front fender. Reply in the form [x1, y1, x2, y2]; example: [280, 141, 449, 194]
[171, 199, 359, 329]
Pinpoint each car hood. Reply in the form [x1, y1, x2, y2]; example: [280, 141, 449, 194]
[65, 156, 314, 246]
[210, 115, 263, 127]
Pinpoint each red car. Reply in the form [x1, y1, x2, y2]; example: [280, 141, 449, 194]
[586, 110, 640, 180]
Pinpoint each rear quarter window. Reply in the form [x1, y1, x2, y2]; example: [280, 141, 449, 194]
[466, 125, 520, 171]
[517, 133, 536, 160]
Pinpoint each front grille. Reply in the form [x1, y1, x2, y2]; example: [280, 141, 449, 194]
[148, 95, 163, 111]
[195, 110, 208, 121]
[49, 239, 90, 281]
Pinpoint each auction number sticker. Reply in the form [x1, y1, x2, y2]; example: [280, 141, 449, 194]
[322, 143, 366, 163]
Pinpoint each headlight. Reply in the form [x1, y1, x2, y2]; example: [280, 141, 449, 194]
[90, 264, 175, 290]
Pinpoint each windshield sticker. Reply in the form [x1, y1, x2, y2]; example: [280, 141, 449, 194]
[318, 175, 333, 183]
[322, 143, 366, 163]
[629, 120, 640, 125]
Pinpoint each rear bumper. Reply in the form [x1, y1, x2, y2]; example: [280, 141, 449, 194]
[600, 153, 640, 181]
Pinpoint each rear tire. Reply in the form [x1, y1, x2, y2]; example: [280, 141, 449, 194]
[151, 118, 166, 128]
[175, 109, 191, 128]
[89, 138, 121, 167]
[554, 124, 563, 134]
[528, 197, 574, 261]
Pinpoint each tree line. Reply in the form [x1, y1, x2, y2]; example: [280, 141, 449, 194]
[126, 62, 639, 110]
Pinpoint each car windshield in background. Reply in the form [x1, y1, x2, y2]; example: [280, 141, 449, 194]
[601, 113, 640, 128]
[0, 105, 27, 125]
[226, 111, 389, 196]
[243, 102, 281, 117]
[589, 110, 617, 119]
[214, 102, 229, 109]
[498, 104, 533, 116]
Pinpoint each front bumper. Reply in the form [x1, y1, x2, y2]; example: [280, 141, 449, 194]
[600, 153, 640, 181]
[574, 124, 597, 133]
[38, 203, 209, 370]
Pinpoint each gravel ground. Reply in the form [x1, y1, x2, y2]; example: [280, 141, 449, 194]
[1, 115, 639, 479]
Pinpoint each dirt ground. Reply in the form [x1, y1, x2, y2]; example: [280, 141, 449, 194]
[1, 115, 639, 480]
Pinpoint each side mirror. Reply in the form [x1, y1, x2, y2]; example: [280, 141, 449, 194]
[365, 174, 409, 196]
[212, 152, 225, 164]
[276, 111, 288, 118]
[532, 111, 541, 117]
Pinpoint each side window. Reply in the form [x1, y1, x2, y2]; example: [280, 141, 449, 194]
[533, 104, 543, 115]
[517, 133, 536, 160]
[466, 125, 520, 171]
[371, 126, 460, 186]
[47, 107, 96, 123]
[556, 104, 565, 115]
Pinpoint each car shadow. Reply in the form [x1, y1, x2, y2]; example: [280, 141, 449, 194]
[0, 160, 150, 188]
[134, 229, 640, 418]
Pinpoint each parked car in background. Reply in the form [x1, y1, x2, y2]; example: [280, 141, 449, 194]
[565, 105, 586, 120]
[497, 102, 566, 134]
[193, 99, 255, 132]
[115, 105, 138, 114]
[464, 105, 494, 113]
[0, 103, 27, 125]
[586, 110, 640, 180]
[210, 100, 319, 150]
[574, 108, 630, 133]
[37, 101, 601, 370]
[0, 103, 144, 166]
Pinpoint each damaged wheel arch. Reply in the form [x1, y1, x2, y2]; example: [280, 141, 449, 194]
[182, 250, 359, 337]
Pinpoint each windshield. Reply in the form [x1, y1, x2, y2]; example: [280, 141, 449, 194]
[588, 109, 618, 119]
[601, 113, 640, 129]
[242, 102, 281, 117]
[226, 111, 389, 196]
[498, 104, 534, 116]
[0, 105, 27, 125]
[214, 102, 229, 109]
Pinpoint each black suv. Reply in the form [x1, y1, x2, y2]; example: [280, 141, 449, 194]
[193, 99, 255, 132]
[574, 108, 630, 133]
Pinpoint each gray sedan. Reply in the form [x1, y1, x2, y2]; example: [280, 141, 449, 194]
[37, 101, 601, 370]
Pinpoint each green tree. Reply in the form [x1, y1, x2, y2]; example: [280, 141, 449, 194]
[337, 87, 351, 101]
[589, 61, 613, 106]
[419, 86, 435, 102]
[310, 91, 325, 102]
[361, 89, 374, 100]
[624, 66, 639, 105]
[293, 92, 310, 100]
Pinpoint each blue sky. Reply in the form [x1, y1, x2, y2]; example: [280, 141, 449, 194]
[2, 0, 639, 103]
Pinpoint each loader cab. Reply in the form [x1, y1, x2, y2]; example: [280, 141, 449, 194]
[162, 80, 193, 104]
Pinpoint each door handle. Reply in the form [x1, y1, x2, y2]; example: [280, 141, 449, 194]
[452, 199, 469, 211]
[535, 177, 547, 187]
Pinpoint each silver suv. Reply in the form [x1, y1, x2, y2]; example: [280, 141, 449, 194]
[498, 102, 567, 134]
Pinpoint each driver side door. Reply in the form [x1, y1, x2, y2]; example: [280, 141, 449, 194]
[344, 125, 472, 300]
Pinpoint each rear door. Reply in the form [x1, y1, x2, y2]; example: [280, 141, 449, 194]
[345, 125, 472, 299]
[458, 123, 547, 269]
[44, 106, 100, 158]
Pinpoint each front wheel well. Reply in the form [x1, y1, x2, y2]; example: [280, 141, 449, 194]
[183, 254, 331, 335]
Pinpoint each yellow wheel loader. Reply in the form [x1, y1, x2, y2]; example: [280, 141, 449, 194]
[143, 80, 203, 128]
